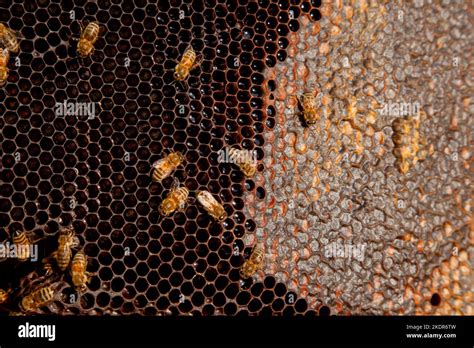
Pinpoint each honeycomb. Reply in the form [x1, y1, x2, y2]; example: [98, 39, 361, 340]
[0, 0, 323, 315]
[244, 0, 473, 315]
[0, 0, 472, 317]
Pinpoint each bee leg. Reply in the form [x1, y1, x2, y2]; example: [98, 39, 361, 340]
[43, 264, 54, 276]
[42, 254, 55, 276]
[177, 202, 187, 213]
[173, 79, 187, 91]
[70, 22, 83, 41]
[90, 47, 97, 60]
[85, 272, 95, 285]
[79, 20, 86, 32]
[13, 29, 25, 40]
[308, 126, 317, 139]
[71, 236, 81, 249]
[171, 177, 180, 189]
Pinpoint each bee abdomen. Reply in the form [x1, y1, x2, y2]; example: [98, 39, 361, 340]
[182, 49, 196, 65]
[12, 231, 28, 244]
[152, 166, 168, 182]
[34, 286, 54, 304]
[175, 187, 189, 200]
[71, 252, 88, 287]
[12, 231, 30, 260]
[56, 247, 72, 271]
[240, 162, 257, 176]
[83, 22, 100, 41]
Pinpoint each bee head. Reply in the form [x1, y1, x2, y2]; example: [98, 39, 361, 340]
[77, 41, 93, 57]
[174, 66, 186, 81]
[158, 203, 171, 217]
[60, 226, 75, 237]
[170, 151, 184, 165]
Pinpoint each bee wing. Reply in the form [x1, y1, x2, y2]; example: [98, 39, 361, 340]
[176, 193, 188, 212]
[152, 157, 168, 169]
[191, 54, 203, 70]
[0, 48, 10, 59]
[71, 236, 81, 248]
[210, 200, 223, 213]
[196, 191, 212, 209]
[177, 202, 186, 212]
[27, 230, 46, 244]
[170, 177, 181, 190]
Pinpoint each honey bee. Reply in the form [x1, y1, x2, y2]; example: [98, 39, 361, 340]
[196, 190, 227, 222]
[12, 230, 31, 261]
[19, 285, 55, 313]
[0, 288, 10, 304]
[0, 48, 9, 87]
[152, 151, 184, 183]
[158, 186, 189, 216]
[228, 147, 257, 177]
[55, 227, 78, 271]
[298, 92, 320, 125]
[240, 243, 265, 279]
[70, 251, 91, 291]
[392, 115, 427, 174]
[174, 46, 202, 82]
[76, 22, 101, 58]
[0, 23, 20, 53]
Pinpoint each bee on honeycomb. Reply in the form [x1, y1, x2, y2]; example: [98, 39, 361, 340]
[392, 114, 428, 174]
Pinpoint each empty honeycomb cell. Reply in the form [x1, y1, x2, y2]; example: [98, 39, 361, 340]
[430, 293, 441, 307]
[319, 306, 330, 316]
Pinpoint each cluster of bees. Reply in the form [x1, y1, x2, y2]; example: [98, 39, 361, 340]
[0, 227, 90, 314]
[1, 17, 268, 311]
[152, 148, 264, 279]
[392, 114, 428, 174]
[159, 44, 270, 279]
